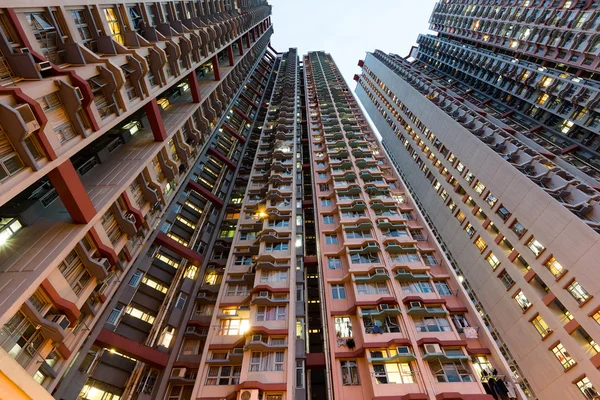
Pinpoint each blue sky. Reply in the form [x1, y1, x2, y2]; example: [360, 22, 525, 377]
[268, 0, 437, 85]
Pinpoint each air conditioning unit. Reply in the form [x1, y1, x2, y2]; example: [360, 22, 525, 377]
[36, 61, 52, 71]
[375, 268, 386, 275]
[396, 346, 410, 354]
[186, 326, 196, 333]
[171, 368, 186, 377]
[47, 314, 70, 330]
[258, 291, 269, 298]
[409, 301, 422, 308]
[125, 212, 136, 222]
[379, 304, 389, 310]
[238, 305, 250, 310]
[74, 87, 84, 101]
[16, 47, 30, 53]
[424, 343, 442, 355]
[251, 334, 263, 342]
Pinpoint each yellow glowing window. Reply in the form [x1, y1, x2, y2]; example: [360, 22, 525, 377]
[103, 8, 124, 44]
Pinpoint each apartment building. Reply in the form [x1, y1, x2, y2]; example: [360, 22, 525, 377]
[0, 1, 276, 399]
[355, 2, 600, 399]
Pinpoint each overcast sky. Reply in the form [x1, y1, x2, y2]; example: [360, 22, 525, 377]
[268, 0, 437, 86]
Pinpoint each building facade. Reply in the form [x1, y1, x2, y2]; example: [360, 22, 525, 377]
[355, 2, 600, 400]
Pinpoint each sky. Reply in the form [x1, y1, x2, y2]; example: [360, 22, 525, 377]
[268, 0, 438, 86]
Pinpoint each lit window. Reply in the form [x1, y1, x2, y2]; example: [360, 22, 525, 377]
[486, 253, 500, 270]
[551, 343, 576, 370]
[531, 315, 552, 338]
[566, 281, 591, 305]
[474, 237, 487, 252]
[514, 291, 531, 312]
[473, 181, 486, 195]
[526, 237, 545, 257]
[575, 376, 600, 400]
[544, 257, 565, 278]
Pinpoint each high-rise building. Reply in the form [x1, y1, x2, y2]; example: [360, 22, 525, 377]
[0, 1, 274, 399]
[356, 1, 600, 400]
[0, 1, 544, 400]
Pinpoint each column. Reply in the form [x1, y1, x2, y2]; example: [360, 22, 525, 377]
[227, 45, 235, 66]
[188, 71, 201, 103]
[211, 55, 221, 81]
[47, 160, 96, 224]
[144, 99, 167, 141]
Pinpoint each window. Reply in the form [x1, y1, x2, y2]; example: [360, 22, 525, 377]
[498, 270, 515, 289]
[531, 315, 552, 338]
[514, 291, 532, 311]
[566, 281, 591, 305]
[357, 282, 389, 295]
[249, 351, 285, 371]
[296, 360, 305, 389]
[401, 281, 434, 294]
[107, 305, 124, 325]
[103, 8, 124, 44]
[58, 250, 91, 296]
[510, 220, 526, 238]
[80, 379, 123, 400]
[325, 234, 338, 245]
[175, 293, 187, 309]
[575, 376, 600, 400]
[413, 316, 451, 332]
[1, 311, 47, 368]
[334, 317, 353, 338]
[485, 193, 497, 207]
[234, 256, 253, 265]
[332, 284, 347, 299]
[435, 281, 453, 296]
[125, 304, 155, 324]
[486, 253, 500, 270]
[328, 257, 342, 270]
[526, 237, 545, 257]
[205, 365, 241, 385]
[265, 242, 289, 252]
[544, 257, 565, 278]
[158, 326, 175, 348]
[422, 253, 438, 266]
[319, 184, 330, 191]
[496, 206, 510, 221]
[341, 360, 360, 385]
[473, 181, 486, 195]
[129, 270, 143, 287]
[373, 362, 415, 384]
[218, 319, 249, 335]
[350, 252, 380, 264]
[551, 343, 576, 370]
[321, 198, 332, 206]
[429, 358, 472, 382]
[450, 314, 470, 331]
[464, 223, 475, 238]
[256, 306, 286, 321]
[323, 215, 335, 224]
[474, 237, 487, 252]
[346, 230, 372, 239]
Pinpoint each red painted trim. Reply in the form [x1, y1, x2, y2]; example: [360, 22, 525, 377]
[40, 279, 81, 323]
[542, 291, 557, 306]
[211, 55, 221, 81]
[237, 38, 244, 56]
[591, 353, 600, 369]
[227, 45, 235, 66]
[417, 338, 467, 347]
[56, 342, 72, 360]
[207, 147, 237, 170]
[335, 348, 365, 358]
[564, 318, 581, 335]
[446, 306, 469, 313]
[268, 44, 281, 55]
[249, 326, 288, 336]
[402, 296, 447, 305]
[250, 285, 290, 294]
[88, 227, 118, 265]
[374, 395, 428, 400]
[4, 9, 98, 132]
[188, 71, 201, 103]
[436, 394, 494, 400]
[466, 347, 492, 355]
[144, 99, 167, 141]
[186, 179, 224, 208]
[523, 269, 537, 283]
[121, 192, 144, 229]
[95, 328, 168, 368]
[306, 352, 326, 368]
[0, 87, 54, 159]
[155, 231, 204, 266]
[235, 381, 287, 392]
[232, 106, 252, 123]
[47, 160, 97, 224]
[240, 93, 257, 108]
[358, 60, 365, 67]
[221, 123, 246, 143]
[364, 338, 411, 348]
